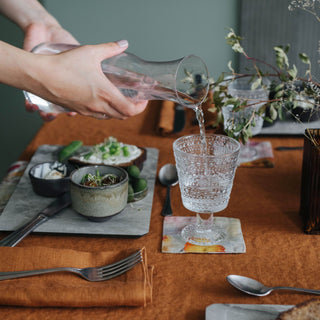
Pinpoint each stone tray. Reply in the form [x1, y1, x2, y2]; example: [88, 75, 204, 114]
[0, 145, 159, 238]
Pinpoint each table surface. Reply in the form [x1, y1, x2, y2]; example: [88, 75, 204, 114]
[1, 102, 315, 320]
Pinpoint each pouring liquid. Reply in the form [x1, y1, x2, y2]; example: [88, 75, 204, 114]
[194, 105, 208, 154]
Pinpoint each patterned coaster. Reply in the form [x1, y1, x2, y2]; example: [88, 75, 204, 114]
[162, 216, 246, 254]
[239, 141, 274, 168]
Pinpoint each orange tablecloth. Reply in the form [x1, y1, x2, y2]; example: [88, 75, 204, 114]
[1, 102, 316, 319]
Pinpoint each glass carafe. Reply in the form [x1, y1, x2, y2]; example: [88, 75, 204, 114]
[24, 43, 209, 113]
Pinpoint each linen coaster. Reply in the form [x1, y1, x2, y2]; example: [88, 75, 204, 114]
[162, 216, 246, 254]
[239, 141, 274, 168]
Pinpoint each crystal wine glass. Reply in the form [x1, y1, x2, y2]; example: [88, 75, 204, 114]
[23, 43, 209, 113]
[173, 134, 240, 245]
[222, 78, 270, 163]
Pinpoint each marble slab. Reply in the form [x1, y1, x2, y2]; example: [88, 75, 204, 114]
[206, 304, 293, 320]
[0, 145, 159, 238]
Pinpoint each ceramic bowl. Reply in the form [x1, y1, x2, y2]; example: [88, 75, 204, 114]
[70, 165, 128, 221]
[29, 161, 71, 197]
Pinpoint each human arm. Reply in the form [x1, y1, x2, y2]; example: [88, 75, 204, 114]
[0, 0, 80, 120]
[0, 0, 78, 50]
[0, 40, 148, 119]
[0, 0, 148, 119]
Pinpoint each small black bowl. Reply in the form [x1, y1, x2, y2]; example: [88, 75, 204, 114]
[29, 161, 72, 197]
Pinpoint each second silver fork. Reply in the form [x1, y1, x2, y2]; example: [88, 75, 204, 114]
[0, 249, 143, 281]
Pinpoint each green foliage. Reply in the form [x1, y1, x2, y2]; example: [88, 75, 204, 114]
[225, 28, 244, 53]
[274, 46, 289, 69]
[299, 53, 310, 64]
[208, 29, 320, 144]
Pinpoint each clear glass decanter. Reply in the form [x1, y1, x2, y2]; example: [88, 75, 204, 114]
[24, 43, 209, 113]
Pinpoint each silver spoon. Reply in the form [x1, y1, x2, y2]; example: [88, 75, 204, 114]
[227, 275, 320, 296]
[158, 164, 178, 217]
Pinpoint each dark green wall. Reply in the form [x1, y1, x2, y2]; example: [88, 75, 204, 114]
[0, 0, 239, 179]
[45, 0, 240, 79]
[0, 17, 43, 180]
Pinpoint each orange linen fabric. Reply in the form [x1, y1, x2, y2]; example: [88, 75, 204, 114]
[157, 100, 176, 136]
[0, 105, 314, 320]
[0, 246, 152, 307]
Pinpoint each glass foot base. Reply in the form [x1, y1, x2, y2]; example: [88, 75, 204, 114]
[181, 220, 226, 246]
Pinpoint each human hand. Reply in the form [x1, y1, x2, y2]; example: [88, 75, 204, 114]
[23, 22, 79, 120]
[23, 23, 78, 120]
[23, 22, 79, 51]
[25, 100, 76, 122]
[26, 40, 148, 120]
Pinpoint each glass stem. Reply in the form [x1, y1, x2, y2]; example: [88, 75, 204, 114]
[196, 213, 214, 231]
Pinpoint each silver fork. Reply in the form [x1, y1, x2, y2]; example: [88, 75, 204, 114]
[0, 249, 142, 281]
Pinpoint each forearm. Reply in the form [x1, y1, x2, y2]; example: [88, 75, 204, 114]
[0, 40, 148, 119]
[0, 0, 60, 32]
[0, 40, 38, 91]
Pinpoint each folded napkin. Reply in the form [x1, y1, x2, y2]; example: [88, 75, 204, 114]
[0, 246, 153, 307]
[157, 100, 177, 135]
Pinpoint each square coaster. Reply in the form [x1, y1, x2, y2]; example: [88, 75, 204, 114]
[162, 216, 246, 254]
[239, 141, 274, 168]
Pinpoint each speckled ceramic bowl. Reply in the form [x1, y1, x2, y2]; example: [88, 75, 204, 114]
[70, 165, 128, 221]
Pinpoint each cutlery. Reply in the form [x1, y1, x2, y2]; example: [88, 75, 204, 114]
[275, 146, 303, 151]
[158, 164, 178, 216]
[0, 249, 142, 281]
[0, 192, 71, 247]
[227, 274, 320, 296]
